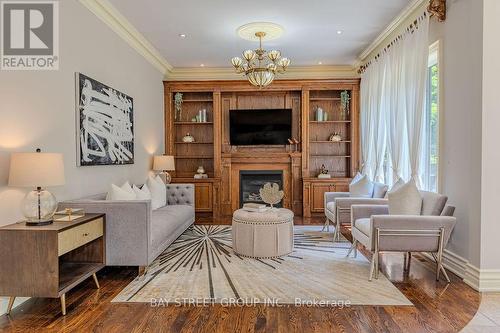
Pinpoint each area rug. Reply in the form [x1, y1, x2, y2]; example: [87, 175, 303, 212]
[112, 225, 412, 306]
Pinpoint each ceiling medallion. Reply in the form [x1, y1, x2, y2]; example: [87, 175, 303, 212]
[231, 23, 290, 88]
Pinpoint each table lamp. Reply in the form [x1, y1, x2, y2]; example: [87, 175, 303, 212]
[153, 155, 175, 184]
[8, 149, 65, 226]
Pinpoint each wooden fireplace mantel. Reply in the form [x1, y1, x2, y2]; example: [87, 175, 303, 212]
[164, 79, 360, 219]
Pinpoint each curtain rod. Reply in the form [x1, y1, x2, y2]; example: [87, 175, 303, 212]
[358, 12, 427, 74]
[358, 0, 446, 74]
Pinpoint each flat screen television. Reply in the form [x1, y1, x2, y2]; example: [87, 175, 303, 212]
[230, 109, 292, 145]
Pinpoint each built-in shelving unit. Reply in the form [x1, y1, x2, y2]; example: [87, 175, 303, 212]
[308, 90, 354, 178]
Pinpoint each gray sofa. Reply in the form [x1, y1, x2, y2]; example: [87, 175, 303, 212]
[58, 184, 195, 270]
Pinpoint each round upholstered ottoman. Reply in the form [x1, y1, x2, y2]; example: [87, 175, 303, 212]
[232, 208, 294, 258]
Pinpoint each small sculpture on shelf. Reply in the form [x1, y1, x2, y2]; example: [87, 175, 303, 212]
[174, 92, 183, 121]
[317, 164, 331, 179]
[340, 90, 350, 120]
[287, 137, 300, 152]
[194, 165, 208, 179]
[329, 132, 342, 142]
[259, 183, 284, 208]
[182, 133, 195, 143]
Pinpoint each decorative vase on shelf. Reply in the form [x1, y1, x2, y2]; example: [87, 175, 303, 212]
[174, 92, 183, 121]
[182, 133, 195, 143]
[194, 166, 208, 179]
[340, 90, 350, 120]
[315, 106, 324, 122]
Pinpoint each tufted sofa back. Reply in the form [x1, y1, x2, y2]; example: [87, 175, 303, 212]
[166, 184, 195, 206]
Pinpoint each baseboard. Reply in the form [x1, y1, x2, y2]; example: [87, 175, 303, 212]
[422, 250, 500, 292]
[0, 297, 29, 316]
[464, 265, 500, 292]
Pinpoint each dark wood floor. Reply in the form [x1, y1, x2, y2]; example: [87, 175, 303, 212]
[0, 219, 480, 333]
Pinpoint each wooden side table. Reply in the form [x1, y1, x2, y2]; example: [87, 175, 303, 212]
[0, 213, 105, 316]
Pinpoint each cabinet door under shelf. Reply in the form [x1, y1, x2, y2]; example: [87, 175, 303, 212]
[195, 183, 213, 212]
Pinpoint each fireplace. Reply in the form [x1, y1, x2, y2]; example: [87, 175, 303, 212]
[239, 170, 283, 208]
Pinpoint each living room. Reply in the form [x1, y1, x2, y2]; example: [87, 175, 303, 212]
[0, 0, 499, 332]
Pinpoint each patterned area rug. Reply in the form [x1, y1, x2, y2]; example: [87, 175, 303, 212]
[113, 225, 411, 306]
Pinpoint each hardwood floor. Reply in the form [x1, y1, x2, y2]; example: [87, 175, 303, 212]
[0, 220, 480, 333]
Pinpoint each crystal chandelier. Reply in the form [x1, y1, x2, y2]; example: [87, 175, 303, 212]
[231, 31, 290, 88]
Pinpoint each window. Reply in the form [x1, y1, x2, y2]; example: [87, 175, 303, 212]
[423, 42, 440, 192]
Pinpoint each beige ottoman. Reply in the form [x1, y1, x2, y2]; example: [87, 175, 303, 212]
[232, 208, 294, 258]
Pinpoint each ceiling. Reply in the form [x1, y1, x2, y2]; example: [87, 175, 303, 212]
[108, 0, 411, 68]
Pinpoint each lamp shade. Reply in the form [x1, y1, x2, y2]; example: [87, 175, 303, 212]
[153, 155, 175, 171]
[8, 152, 65, 187]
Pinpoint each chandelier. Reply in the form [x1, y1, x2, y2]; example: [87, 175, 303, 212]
[231, 31, 290, 88]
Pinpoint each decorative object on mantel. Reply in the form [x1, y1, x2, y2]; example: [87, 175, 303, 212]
[8, 149, 65, 226]
[317, 164, 331, 179]
[259, 182, 284, 208]
[77, 73, 134, 166]
[194, 165, 208, 179]
[340, 90, 350, 120]
[329, 132, 342, 142]
[428, 0, 446, 22]
[287, 138, 300, 152]
[231, 22, 290, 88]
[315, 106, 324, 122]
[182, 133, 195, 143]
[153, 155, 175, 184]
[174, 92, 183, 121]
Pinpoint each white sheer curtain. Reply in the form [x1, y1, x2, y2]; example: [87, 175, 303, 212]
[360, 14, 429, 187]
[360, 63, 386, 181]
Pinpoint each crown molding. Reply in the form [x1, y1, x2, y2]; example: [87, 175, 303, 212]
[79, 0, 172, 75]
[167, 65, 359, 81]
[357, 0, 427, 63]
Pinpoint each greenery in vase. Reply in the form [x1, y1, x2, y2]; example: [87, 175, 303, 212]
[174, 92, 183, 121]
[340, 90, 350, 120]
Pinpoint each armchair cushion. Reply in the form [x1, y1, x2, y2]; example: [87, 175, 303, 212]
[388, 180, 422, 215]
[420, 191, 448, 216]
[354, 218, 371, 236]
[372, 182, 389, 198]
[349, 175, 374, 198]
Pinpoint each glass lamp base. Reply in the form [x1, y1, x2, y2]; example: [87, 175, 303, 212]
[25, 219, 54, 226]
[21, 188, 57, 226]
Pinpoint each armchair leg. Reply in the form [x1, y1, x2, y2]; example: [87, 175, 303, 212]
[403, 252, 412, 272]
[322, 218, 330, 232]
[432, 252, 451, 283]
[369, 257, 376, 281]
[333, 222, 340, 242]
[373, 227, 380, 280]
[346, 239, 358, 258]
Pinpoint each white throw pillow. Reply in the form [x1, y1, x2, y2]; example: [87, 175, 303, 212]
[107, 183, 137, 201]
[385, 178, 405, 198]
[388, 179, 422, 215]
[132, 184, 152, 200]
[349, 175, 374, 198]
[350, 172, 363, 185]
[147, 175, 166, 210]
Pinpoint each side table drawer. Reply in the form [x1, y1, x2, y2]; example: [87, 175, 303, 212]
[58, 218, 103, 256]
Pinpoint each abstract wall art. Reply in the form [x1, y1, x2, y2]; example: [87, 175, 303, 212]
[76, 73, 134, 166]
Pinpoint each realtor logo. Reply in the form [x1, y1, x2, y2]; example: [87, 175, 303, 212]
[1, 1, 59, 70]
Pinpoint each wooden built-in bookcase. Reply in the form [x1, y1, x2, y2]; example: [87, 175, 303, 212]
[164, 79, 359, 220]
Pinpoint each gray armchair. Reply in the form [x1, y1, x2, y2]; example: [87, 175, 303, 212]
[324, 182, 388, 242]
[347, 191, 456, 282]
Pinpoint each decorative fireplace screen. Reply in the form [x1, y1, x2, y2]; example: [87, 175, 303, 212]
[239, 170, 283, 208]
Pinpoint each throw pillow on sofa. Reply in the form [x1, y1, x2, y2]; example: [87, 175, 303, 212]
[147, 175, 166, 210]
[107, 183, 137, 201]
[388, 179, 422, 215]
[133, 184, 152, 200]
[350, 172, 363, 185]
[349, 175, 374, 198]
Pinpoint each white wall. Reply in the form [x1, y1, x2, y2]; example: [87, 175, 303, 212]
[0, 1, 165, 225]
[428, 0, 483, 267]
[0, 0, 164, 313]
[480, 0, 500, 271]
